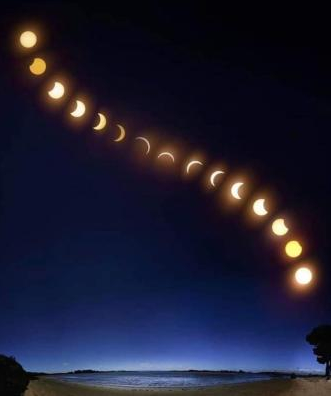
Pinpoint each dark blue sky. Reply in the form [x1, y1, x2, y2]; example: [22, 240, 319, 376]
[0, 3, 330, 372]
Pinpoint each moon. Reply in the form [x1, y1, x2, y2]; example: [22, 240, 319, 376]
[20, 31, 37, 48]
[135, 137, 151, 154]
[48, 82, 65, 99]
[253, 198, 268, 216]
[158, 152, 175, 162]
[285, 240, 302, 258]
[186, 160, 203, 174]
[29, 58, 46, 75]
[295, 267, 312, 285]
[93, 113, 107, 131]
[210, 170, 224, 187]
[230, 182, 244, 200]
[114, 124, 126, 142]
[272, 218, 288, 236]
[70, 100, 86, 118]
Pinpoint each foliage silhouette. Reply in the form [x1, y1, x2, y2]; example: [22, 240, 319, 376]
[306, 325, 331, 379]
[0, 354, 30, 396]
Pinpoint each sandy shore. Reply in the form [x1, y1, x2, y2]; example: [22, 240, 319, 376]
[24, 377, 331, 396]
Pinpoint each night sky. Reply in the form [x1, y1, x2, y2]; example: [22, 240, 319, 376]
[0, 3, 330, 373]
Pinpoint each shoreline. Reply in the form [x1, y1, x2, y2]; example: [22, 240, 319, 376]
[24, 376, 331, 396]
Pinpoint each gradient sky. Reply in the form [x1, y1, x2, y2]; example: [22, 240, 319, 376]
[0, 3, 330, 373]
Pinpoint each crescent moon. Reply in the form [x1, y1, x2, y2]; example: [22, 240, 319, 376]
[231, 182, 244, 200]
[48, 81, 65, 99]
[272, 218, 289, 236]
[158, 152, 175, 162]
[93, 113, 107, 131]
[186, 160, 203, 174]
[29, 58, 46, 75]
[253, 198, 268, 216]
[210, 170, 224, 187]
[70, 100, 86, 118]
[135, 136, 151, 154]
[114, 124, 126, 142]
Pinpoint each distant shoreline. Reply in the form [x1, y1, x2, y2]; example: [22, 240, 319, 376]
[24, 377, 330, 396]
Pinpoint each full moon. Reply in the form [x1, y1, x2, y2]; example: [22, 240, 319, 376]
[295, 267, 312, 285]
[29, 58, 46, 75]
[285, 240, 302, 258]
[272, 218, 289, 236]
[20, 31, 37, 48]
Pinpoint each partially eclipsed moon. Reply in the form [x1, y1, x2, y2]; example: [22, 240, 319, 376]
[114, 124, 126, 142]
[253, 198, 268, 216]
[231, 182, 244, 200]
[186, 160, 203, 174]
[272, 218, 288, 236]
[135, 137, 150, 154]
[210, 170, 224, 187]
[48, 82, 65, 99]
[70, 100, 86, 118]
[158, 152, 175, 162]
[29, 58, 46, 75]
[93, 113, 107, 131]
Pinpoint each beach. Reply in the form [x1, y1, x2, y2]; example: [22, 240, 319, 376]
[24, 377, 331, 396]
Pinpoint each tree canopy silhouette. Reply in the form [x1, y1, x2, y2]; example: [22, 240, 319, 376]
[306, 325, 331, 379]
[0, 354, 30, 396]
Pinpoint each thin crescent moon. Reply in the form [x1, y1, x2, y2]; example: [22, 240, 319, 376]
[135, 136, 151, 154]
[231, 182, 244, 200]
[186, 160, 203, 174]
[114, 124, 126, 142]
[253, 198, 268, 216]
[210, 170, 225, 187]
[93, 113, 107, 131]
[48, 82, 65, 99]
[70, 100, 86, 118]
[158, 152, 175, 162]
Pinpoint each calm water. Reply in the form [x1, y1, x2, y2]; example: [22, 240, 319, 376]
[51, 371, 280, 388]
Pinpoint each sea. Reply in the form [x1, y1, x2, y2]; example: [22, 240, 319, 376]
[50, 370, 285, 388]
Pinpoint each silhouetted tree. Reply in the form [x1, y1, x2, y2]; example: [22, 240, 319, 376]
[306, 325, 331, 379]
[0, 354, 30, 395]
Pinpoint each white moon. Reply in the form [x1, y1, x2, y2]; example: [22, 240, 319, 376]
[253, 198, 268, 216]
[93, 113, 107, 130]
[272, 218, 288, 236]
[295, 267, 312, 285]
[158, 152, 175, 162]
[70, 100, 86, 118]
[135, 137, 151, 154]
[231, 182, 244, 200]
[48, 82, 65, 99]
[210, 170, 224, 187]
[186, 160, 203, 174]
